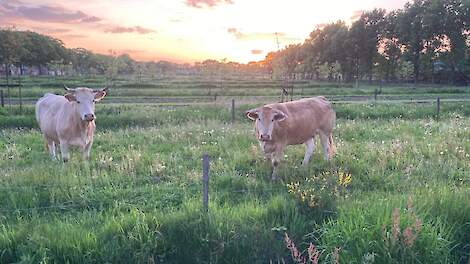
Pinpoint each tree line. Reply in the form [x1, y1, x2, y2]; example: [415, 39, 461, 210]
[0, 29, 269, 81]
[264, 0, 470, 85]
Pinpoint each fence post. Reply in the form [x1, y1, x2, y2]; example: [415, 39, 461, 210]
[0, 90, 3, 107]
[374, 89, 378, 101]
[436, 97, 440, 122]
[231, 98, 235, 122]
[19, 84, 22, 112]
[202, 154, 209, 213]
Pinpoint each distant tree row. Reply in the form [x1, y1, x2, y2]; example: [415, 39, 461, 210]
[0, 29, 269, 82]
[264, 0, 470, 85]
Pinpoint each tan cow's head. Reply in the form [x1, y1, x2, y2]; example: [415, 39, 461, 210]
[64, 86, 108, 122]
[246, 107, 287, 141]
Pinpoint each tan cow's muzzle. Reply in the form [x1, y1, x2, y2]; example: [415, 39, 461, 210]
[259, 134, 271, 141]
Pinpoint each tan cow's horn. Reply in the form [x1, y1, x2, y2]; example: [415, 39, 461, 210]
[93, 87, 108, 93]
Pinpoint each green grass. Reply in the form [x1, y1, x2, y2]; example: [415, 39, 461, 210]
[0, 99, 469, 263]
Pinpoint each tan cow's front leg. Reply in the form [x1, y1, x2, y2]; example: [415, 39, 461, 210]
[59, 141, 70, 162]
[271, 147, 284, 181]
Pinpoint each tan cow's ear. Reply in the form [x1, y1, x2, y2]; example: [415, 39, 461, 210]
[94, 88, 108, 102]
[274, 111, 286, 121]
[64, 93, 76, 102]
[245, 109, 258, 121]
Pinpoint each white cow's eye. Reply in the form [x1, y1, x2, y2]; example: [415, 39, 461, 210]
[92, 100, 95, 103]
[77, 101, 80, 104]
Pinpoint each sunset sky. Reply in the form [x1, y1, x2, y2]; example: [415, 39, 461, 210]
[0, 0, 409, 63]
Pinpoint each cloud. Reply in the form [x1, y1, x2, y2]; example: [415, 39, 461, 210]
[0, 1, 102, 24]
[104, 26, 156, 34]
[31, 27, 71, 34]
[61, 34, 87, 39]
[227, 28, 299, 42]
[351, 10, 364, 21]
[185, 0, 233, 8]
[251, 49, 263, 55]
[80, 16, 101, 23]
[120, 49, 146, 54]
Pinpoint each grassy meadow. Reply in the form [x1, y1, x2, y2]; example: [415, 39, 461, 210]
[0, 76, 469, 263]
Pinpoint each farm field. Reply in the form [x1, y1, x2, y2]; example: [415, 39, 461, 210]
[0, 80, 469, 263]
[3, 76, 470, 106]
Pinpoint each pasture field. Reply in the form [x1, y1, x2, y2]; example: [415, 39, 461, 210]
[1, 97, 470, 263]
[3, 75, 470, 106]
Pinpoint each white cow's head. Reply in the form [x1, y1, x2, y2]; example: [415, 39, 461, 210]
[246, 107, 287, 141]
[64, 86, 108, 122]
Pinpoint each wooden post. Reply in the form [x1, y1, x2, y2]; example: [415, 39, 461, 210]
[19, 84, 22, 112]
[6, 64, 11, 108]
[436, 97, 440, 121]
[231, 98, 235, 122]
[290, 84, 294, 101]
[0, 90, 4, 107]
[202, 154, 209, 213]
[374, 89, 378, 101]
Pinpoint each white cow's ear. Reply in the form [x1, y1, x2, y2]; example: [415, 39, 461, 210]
[94, 88, 108, 102]
[64, 93, 76, 102]
[274, 111, 286, 121]
[245, 109, 258, 121]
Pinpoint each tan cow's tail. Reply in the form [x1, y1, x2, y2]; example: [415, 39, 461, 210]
[328, 133, 336, 158]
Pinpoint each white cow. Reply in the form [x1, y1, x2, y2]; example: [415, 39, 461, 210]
[35, 86, 108, 162]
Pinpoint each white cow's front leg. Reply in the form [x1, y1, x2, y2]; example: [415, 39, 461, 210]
[46, 138, 56, 160]
[83, 141, 93, 160]
[59, 141, 70, 162]
[302, 137, 315, 166]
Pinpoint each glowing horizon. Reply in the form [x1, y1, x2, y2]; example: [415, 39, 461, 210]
[0, 0, 408, 64]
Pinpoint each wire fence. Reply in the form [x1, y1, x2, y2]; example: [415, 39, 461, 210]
[0, 169, 290, 215]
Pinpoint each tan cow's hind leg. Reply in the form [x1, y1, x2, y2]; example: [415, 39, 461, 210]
[319, 132, 330, 160]
[328, 133, 336, 158]
[302, 137, 315, 166]
[59, 141, 70, 162]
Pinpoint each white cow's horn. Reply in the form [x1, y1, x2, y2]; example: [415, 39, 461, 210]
[64, 85, 75, 92]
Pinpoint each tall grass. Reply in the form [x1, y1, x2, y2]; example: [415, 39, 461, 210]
[0, 89, 469, 263]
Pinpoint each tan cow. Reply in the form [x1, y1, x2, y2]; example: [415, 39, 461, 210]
[35, 86, 108, 162]
[246, 97, 336, 180]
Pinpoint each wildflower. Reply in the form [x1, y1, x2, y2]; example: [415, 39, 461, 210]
[402, 226, 417, 247]
[391, 208, 400, 244]
[332, 247, 341, 264]
[308, 243, 319, 264]
[284, 233, 305, 263]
